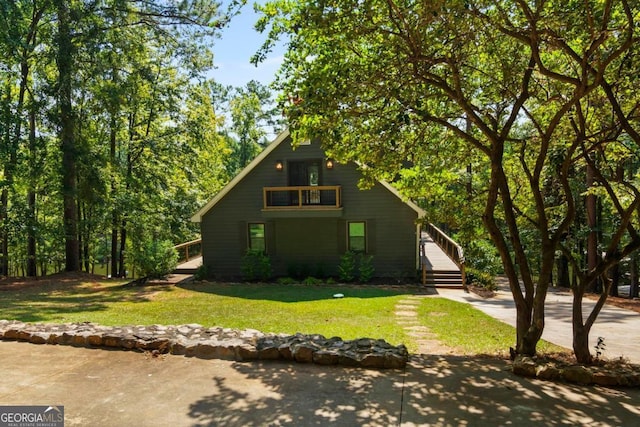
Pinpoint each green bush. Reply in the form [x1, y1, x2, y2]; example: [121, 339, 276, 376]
[466, 268, 497, 291]
[358, 254, 375, 283]
[277, 277, 298, 285]
[241, 250, 272, 281]
[302, 276, 323, 285]
[132, 240, 178, 279]
[465, 239, 503, 275]
[338, 251, 357, 282]
[194, 263, 209, 281]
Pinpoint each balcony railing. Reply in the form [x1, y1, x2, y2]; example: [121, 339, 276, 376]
[263, 186, 342, 209]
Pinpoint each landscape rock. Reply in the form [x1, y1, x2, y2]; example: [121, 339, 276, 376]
[0, 320, 408, 369]
[562, 365, 593, 385]
[512, 355, 640, 387]
[512, 356, 537, 377]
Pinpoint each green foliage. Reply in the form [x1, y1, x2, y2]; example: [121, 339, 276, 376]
[255, 0, 640, 360]
[338, 251, 375, 283]
[466, 268, 497, 291]
[464, 239, 503, 276]
[194, 263, 210, 281]
[241, 250, 272, 282]
[0, 0, 255, 278]
[338, 251, 356, 282]
[302, 276, 322, 285]
[358, 254, 375, 283]
[276, 276, 298, 285]
[131, 240, 178, 279]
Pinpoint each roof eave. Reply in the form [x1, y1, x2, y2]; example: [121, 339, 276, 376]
[190, 128, 291, 223]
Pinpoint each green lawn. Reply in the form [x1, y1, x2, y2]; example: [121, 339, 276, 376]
[417, 297, 564, 355]
[0, 280, 411, 347]
[0, 278, 565, 355]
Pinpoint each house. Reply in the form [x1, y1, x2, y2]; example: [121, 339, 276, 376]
[190, 129, 425, 280]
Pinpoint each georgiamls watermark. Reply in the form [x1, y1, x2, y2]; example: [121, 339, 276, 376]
[0, 406, 64, 427]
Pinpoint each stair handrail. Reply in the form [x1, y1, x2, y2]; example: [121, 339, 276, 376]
[424, 223, 467, 289]
[174, 238, 202, 263]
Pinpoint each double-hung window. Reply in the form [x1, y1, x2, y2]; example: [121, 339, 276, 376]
[348, 221, 366, 253]
[248, 223, 266, 252]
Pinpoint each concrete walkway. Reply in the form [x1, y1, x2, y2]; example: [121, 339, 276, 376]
[2, 341, 640, 426]
[437, 285, 640, 363]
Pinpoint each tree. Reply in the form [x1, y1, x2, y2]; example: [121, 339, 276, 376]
[0, 0, 243, 277]
[51, 0, 240, 272]
[255, 0, 640, 362]
[211, 80, 284, 174]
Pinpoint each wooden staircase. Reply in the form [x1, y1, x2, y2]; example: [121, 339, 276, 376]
[421, 224, 466, 290]
[422, 269, 464, 289]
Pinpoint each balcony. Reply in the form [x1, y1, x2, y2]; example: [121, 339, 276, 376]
[262, 186, 343, 217]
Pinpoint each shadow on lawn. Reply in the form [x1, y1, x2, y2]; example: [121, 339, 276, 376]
[0, 277, 166, 323]
[178, 281, 418, 303]
[186, 355, 640, 426]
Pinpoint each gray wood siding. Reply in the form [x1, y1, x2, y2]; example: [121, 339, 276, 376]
[200, 136, 420, 279]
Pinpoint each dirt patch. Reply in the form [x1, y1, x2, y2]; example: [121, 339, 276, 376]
[585, 293, 640, 314]
[0, 271, 110, 292]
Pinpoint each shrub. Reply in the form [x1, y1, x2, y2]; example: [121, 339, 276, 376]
[277, 277, 297, 285]
[302, 276, 323, 285]
[241, 250, 272, 281]
[338, 251, 357, 282]
[358, 254, 375, 283]
[194, 263, 209, 281]
[466, 268, 497, 291]
[132, 239, 178, 279]
[465, 239, 503, 275]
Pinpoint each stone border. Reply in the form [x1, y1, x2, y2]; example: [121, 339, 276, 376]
[0, 320, 408, 369]
[513, 355, 640, 387]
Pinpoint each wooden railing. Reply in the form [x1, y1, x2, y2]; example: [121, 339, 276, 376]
[263, 185, 342, 209]
[174, 238, 202, 264]
[424, 223, 467, 289]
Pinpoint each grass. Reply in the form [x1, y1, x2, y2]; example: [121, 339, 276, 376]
[0, 279, 412, 348]
[0, 276, 567, 356]
[417, 297, 565, 355]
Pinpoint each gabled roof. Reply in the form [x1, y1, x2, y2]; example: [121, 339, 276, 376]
[190, 129, 290, 222]
[191, 128, 425, 222]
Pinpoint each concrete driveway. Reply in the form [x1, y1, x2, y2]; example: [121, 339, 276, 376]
[438, 285, 640, 363]
[1, 341, 640, 426]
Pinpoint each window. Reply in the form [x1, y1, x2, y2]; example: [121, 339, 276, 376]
[348, 221, 366, 252]
[248, 223, 266, 252]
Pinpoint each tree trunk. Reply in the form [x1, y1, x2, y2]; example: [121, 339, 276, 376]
[573, 324, 592, 364]
[118, 220, 127, 277]
[0, 188, 8, 276]
[556, 254, 570, 288]
[609, 255, 619, 297]
[586, 160, 598, 293]
[111, 226, 119, 277]
[56, 0, 80, 272]
[80, 202, 90, 272]
[26, 96, 37, 277]
[109, 110, 119, 277]
[630, 254, 639, 299]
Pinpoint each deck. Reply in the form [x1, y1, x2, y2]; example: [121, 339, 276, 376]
[421, 234, 458, 271]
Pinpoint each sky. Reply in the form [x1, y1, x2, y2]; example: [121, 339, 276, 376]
[210, 2, 285, 88]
